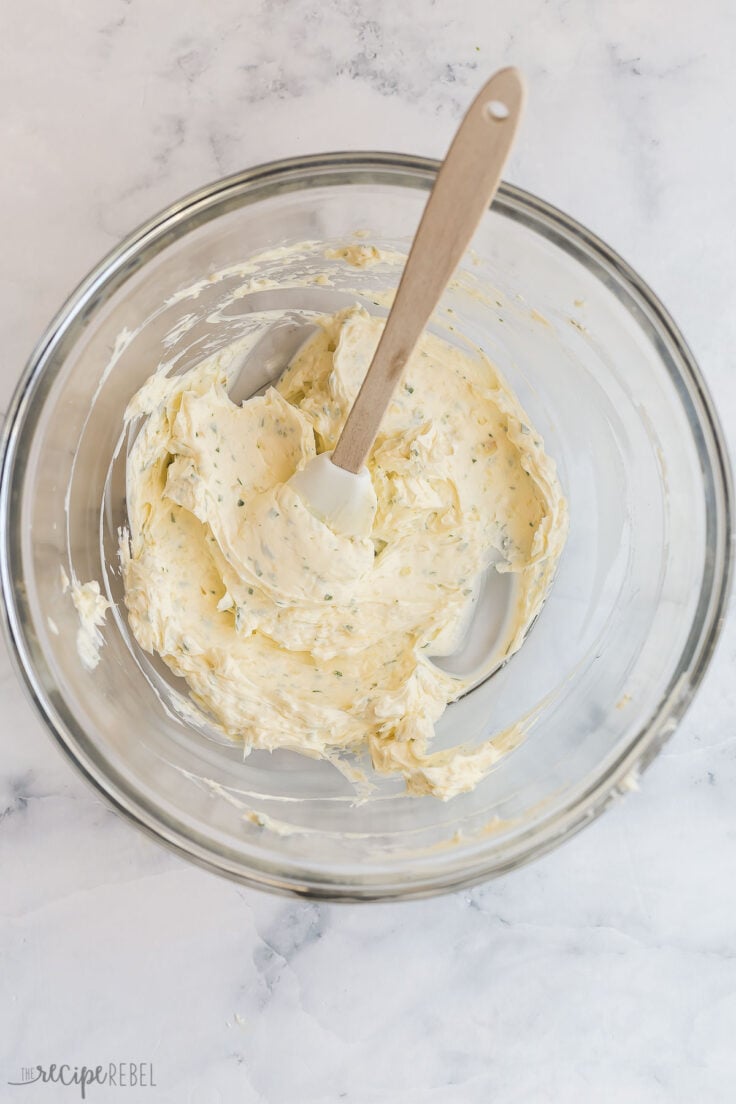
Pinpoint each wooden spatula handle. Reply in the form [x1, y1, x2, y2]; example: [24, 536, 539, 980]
[331, 67, 525, 474]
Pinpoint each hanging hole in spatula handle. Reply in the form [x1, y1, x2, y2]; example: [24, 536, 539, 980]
[486, 99, 511, 121]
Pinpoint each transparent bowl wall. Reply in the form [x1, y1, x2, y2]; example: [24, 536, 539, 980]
[1, 155, 731, 899]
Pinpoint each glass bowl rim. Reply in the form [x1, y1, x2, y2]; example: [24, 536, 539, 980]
[1, 151, 732, 901]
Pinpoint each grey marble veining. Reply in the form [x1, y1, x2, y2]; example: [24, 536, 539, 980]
[2, 1, 735, 1100]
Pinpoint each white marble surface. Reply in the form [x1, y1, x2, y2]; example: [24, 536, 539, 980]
[2, 1, 735, 1100]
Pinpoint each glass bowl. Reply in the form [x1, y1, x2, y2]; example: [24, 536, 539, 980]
[1, 153, 731, 901]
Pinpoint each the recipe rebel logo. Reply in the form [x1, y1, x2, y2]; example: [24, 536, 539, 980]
[8, 1062, 157, 1098]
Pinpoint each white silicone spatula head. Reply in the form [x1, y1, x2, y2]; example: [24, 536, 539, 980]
[288, 67, 525, 537]
[288, 452, 377, 537]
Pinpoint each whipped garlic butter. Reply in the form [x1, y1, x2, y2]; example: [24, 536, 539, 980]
[62, 570, 111, 671]
[119, 302, 567, 798]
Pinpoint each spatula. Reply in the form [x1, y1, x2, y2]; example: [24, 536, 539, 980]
[289, 67, 525, 538]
